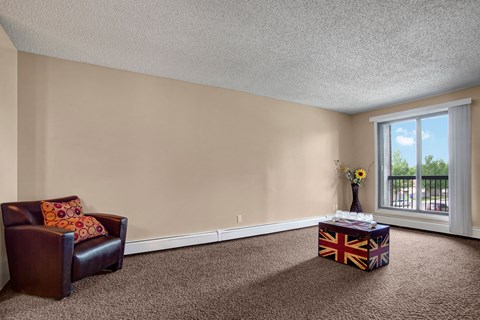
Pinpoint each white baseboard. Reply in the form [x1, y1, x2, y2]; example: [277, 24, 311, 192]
[125, 214, 479, 256]
[374, 215, 450, 233]
[125, 231, 219, 255]
[375, 214, 480, 239]
[470, 227, 480, 238]
[219, 216, 327, 241]
[125, 216, 327, 255]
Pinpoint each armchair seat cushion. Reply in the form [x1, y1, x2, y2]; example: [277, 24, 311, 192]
[72, 236, 122, 282]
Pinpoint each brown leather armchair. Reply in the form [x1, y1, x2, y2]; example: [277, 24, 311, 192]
[1, 195, 128, 299]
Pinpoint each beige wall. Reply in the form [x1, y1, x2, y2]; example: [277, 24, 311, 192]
[0, 25, 17, 288]
[351, 86, 480, 227]
[10, 49, 479, 292]
[18, 52, 351, 241]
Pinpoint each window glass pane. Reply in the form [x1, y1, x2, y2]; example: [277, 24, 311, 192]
[390, 120, 416, 209]
[421, 115, 449, 214]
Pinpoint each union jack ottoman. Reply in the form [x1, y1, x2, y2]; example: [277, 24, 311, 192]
[318, 219, 390, 271]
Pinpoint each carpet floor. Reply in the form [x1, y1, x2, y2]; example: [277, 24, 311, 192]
[1, 226, 480, 319]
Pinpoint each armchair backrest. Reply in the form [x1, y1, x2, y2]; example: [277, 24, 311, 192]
[1, 195, 79, 228]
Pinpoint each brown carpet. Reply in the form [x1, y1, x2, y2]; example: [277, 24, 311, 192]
[1, 226, 480, 319]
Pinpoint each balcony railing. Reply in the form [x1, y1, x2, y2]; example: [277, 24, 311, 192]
[386, 175, 448, 214]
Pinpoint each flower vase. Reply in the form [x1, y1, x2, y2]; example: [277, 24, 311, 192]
[349, 183, 363, 213]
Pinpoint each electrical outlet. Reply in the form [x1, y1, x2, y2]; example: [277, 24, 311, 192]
[237, 214, 243, 223]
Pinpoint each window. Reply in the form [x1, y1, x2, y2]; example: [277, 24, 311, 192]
[377, 113, 449, 215]
[370, 98, 472, 236]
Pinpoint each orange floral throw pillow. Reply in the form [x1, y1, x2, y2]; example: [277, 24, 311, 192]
[41, 198, 84, 224]
[46, 216, 108, 243]
[41, 198, 108, 243]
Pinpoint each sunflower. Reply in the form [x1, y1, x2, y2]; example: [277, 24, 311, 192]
[355, 168, 366, 180]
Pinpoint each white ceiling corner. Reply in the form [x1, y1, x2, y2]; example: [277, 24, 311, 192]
[1, 0, 479, 114]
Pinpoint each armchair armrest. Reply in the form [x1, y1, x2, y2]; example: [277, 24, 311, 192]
[85, 213, 128, 270]
[85, 213, 128, 245]
[4, 225, 75, 299]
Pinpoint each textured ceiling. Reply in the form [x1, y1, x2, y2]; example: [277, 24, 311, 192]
[1, 0, 480, 113]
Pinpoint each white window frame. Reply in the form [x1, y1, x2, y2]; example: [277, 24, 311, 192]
[370, 98, 471, 222]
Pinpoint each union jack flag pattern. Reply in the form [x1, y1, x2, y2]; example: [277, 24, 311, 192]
[368, 233, 390, 270]
[318, 220, 390, 271]
[319, 230, 369, 270]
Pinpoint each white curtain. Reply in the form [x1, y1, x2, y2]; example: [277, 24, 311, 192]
[448, 104, 472, 236]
